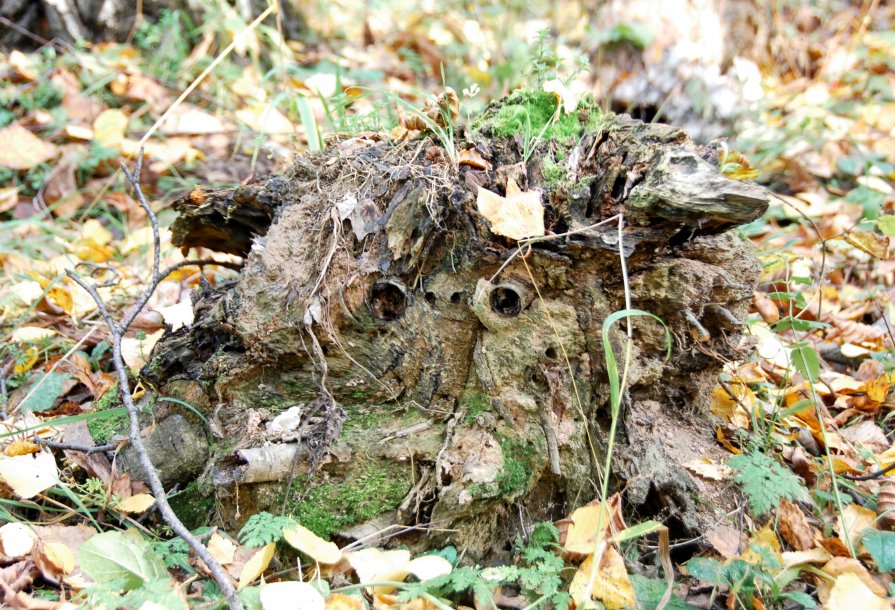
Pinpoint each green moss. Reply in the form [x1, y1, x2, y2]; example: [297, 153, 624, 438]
[87, 383, 129, 443]
[463, 393, 491, 425]
[471, 89, 604, 143]
[287, 461, 413, 538]
[168, 481, 215, 530]
[541, 157, 568, 189]
[470, 432, 537, 499]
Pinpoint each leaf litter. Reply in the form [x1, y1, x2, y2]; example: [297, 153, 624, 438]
[1, 1, 895, 609]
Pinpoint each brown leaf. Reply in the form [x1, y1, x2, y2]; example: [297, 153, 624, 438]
[841, 420, 890, 453]
[844, 230, 889, 259]
[43, 145, 87, 217]
[752, 293, 780, 324]
[51, 70, 102, 124]
[821, 557, 889, 597]
[776, 499, 817, 551]
[704, 524, 747, 559]
[459, 148, 492, 171]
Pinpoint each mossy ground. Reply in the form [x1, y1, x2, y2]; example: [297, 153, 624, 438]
[168, 481, 215, 530]
[286, 460, 414, 538]
[471, 89, 605, 143]
[87, 383, 128, 443]
[470, 430, 538, 499]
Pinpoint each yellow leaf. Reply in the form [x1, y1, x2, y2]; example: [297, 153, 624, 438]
[562, 502, 613, 554]
[542, 79, 578, 113]
[569, 547, 636, 610]
[92, 109, 129, 150]
[406, 554, 453, 581]
[346, 548, 411, 590]
[115, 493, 156, 514]
[236, 103, 293, 134]
[238, 543, 275, 589]
[781, 547, 831, 569]
[12, 347, 39, 375]
[843, 231, 889, 259]
[0, 450, 59, 499]
[47, 285, 74, 315]
[80, 219, 113, 246]
[283, 524, 342, 564]
[326, 593, 365, 610]
[4, 439, 40, 457]
[739, 524, 782, 566]
[10, 326, 56, 342]
[476, 178, 544, 240]
[835, 503, 877, 551]
[208, 532, 237, 565]
[43, 541, 75, 574]
[0, 123, 58, 170]
[823, 572, 889, 610]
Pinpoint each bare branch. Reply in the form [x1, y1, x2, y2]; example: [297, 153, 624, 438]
[67, 154, 245, 610]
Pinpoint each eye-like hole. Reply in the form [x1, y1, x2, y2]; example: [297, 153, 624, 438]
[450, 291, 464, 304]
[545, 347, 558, 359]
[425, 292, 436, 305]
[490, 285, 522, 317]
[370, 280, 407, 321]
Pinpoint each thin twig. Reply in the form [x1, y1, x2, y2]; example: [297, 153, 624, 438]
[67, 153, 244, 610]
[34, 432, 119, 455]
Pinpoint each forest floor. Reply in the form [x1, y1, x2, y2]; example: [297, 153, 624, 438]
[1, 2, 895, 609]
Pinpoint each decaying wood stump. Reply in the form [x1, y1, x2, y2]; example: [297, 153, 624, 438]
[141, 91, 768, 556]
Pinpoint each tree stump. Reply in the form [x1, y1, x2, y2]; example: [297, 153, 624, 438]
[142, 90, 768, 556]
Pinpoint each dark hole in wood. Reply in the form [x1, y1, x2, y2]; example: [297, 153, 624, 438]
[450, 291, 464, 304]
[425, 292, 436, 305]
[370, 280, 407, 320]
[545, 346, 558, 359]
[610, 174, 626, 200]
[490, 286, 521, 317]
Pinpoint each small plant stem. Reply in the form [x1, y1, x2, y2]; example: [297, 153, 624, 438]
[580, 214, 634, 604]
[802, 370, 855, 558]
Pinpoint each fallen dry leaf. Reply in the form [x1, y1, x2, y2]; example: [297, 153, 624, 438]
[0, 450, 59, 499]
[0, 123, 58, 170]
[476, 178, 544, 240]
[777, 498, 818, 551]
[114, 493, 155, 514]
[0, 523, 37, 558]
[282, 524, 342, 565]
[237, 543, 275, 590]
[822, 572, 890, 610]
[704, 524, 747, 559]
[569, 546, 636, 610]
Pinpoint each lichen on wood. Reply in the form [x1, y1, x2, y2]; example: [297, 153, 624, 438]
[142, 91, 768, 555]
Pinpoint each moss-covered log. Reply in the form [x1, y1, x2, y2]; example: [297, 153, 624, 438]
[142, 90, 767, 556]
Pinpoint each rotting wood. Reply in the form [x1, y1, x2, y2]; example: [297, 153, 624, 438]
[141, 91, 768, 556]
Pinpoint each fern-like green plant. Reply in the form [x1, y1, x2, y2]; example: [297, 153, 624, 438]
[727, 451, 809, 517]
[238, 512, 295, 547]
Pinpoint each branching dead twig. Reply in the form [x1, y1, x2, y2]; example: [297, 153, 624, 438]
[66, 154, 245, 610]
